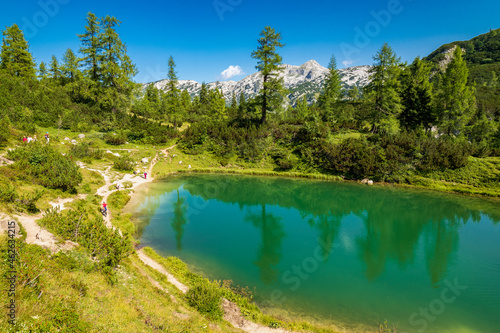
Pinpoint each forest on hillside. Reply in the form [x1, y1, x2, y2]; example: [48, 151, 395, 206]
[1, 13, 500, 183]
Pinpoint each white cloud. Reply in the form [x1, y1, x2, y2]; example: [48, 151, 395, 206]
[220, 65, 245, 80]
[342, 60, 355, 67]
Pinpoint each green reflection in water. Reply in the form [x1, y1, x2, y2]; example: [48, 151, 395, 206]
[126, 174, 500, 332]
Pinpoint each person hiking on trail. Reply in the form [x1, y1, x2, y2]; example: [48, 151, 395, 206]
[102, 202, 107, 213]
[144, 171, 147, 179]
[116, 183, 120, 190]
[44, 132, 49, 144]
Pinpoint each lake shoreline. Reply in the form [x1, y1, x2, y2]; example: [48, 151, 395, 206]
[125, 169, 500, 333]
[151, 166, 500, 200]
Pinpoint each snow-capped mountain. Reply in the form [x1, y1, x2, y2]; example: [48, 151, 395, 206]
[144, 60, 371, 105]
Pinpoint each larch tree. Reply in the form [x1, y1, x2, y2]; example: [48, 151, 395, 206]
[437, 47, 476, 136]
[61, 48, 81, 82]
[49, 55, 62, 81]
[399, 57, 436, 133]
[237, 92, 247, 121]
[38, 61, 48, 80]
[347, 86, 360, 101]
[209, 87, 227, 121]
[78, 12, 101, 82]
[318, 54, 343, 121]
[0, 24, 36, 79]
[365, 43, 403, 134]
[166, 55, 181, 127]
[251, 26, 285, 124]
[295, 95, 310, 120]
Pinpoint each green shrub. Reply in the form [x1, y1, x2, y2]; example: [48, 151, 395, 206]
[7, 142, 82, 192]
[108, 190, 131, 210]
[70, 142, 104, 160]
[113, 156, 135, 171]
[418, 138, 469, 172]
[315, 138, 380, 179]
[185, 279, 223, 321]
[104, 133, 127, 145]
[0, 183, 18, 203]
[38, 207, 132, 268]
[271, 147, 298, 170]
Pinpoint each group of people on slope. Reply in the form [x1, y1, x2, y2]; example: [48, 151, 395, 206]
[22, 132, 50, 144]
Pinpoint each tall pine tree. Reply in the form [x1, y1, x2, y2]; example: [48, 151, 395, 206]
[61, 48, 81, 81]
[318, 54, 343, 121]
[437, 47, 476, 136]
[399, 57, 436, 132]
[78, 12, 101, 82]
[38, 61, 48, 80]
[165, 56, 181, 127]
[365, 43, 403, 134]
[49, 55, 62, 81]
[0, 24, 36, 79]
[251, 26, 285, 124]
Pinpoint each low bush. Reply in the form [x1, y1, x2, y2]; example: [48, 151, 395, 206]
[104, 133, 127, 145]
[7, 142, 82, 192]
[70, 142, 104, 160]
[271, 147, 298, 170]
[39, 207, 132, 268]
[185, 279, 224, 321]
[113, 156, 135, 171]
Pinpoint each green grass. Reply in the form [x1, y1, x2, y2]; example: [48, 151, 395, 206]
[407, 156, 500, 197]
[108, 190, 136, 236]
[142, 247, 339, 332]
[2, 126, 499, 333]
[0, 234, 239, 333]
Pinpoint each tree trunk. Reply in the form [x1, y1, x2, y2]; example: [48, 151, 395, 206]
[261, 75, 267, 124]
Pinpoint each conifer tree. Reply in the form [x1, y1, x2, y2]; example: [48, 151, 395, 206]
[166, 56, 179, 95]
[209, 87, 227, 121]
[399, 57, 436, 132]
[180, 89, 192, 115]
[437, 47, 476, 136]
[238, 92, 247, 120]
[365, 43, 403, 134]
[347, 86, 360, 101]
[61, 48, 81, 81]
[165, 56, 181, 126]
[251, 26, 285, 124]
[0, 24, 36, 79]
[294, 95, 311, 120]
[99, 15, 137, 92]
[199, 82, 208, 104]
[318, 55, 343, 120]
[49, 55, 62, 81]
[78, 12, 101, 82]
[38, 61, 48, 80]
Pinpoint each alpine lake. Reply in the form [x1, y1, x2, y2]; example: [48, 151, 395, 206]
[124, 174, 500, 333]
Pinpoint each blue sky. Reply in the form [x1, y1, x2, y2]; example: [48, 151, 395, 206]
[1, 0, 498, 83]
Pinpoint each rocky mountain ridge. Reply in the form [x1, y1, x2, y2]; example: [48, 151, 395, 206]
[145, 60, 371, 105]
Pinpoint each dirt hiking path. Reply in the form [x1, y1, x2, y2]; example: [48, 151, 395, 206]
[2, 144, 298, 332]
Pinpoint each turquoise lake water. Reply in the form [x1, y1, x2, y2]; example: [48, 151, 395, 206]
[127, 174, 500, 332]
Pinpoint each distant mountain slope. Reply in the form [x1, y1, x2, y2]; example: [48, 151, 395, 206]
[425, 28, 500, 116]
[145, 60, 371, 105]
[425, 28, 500, 83]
